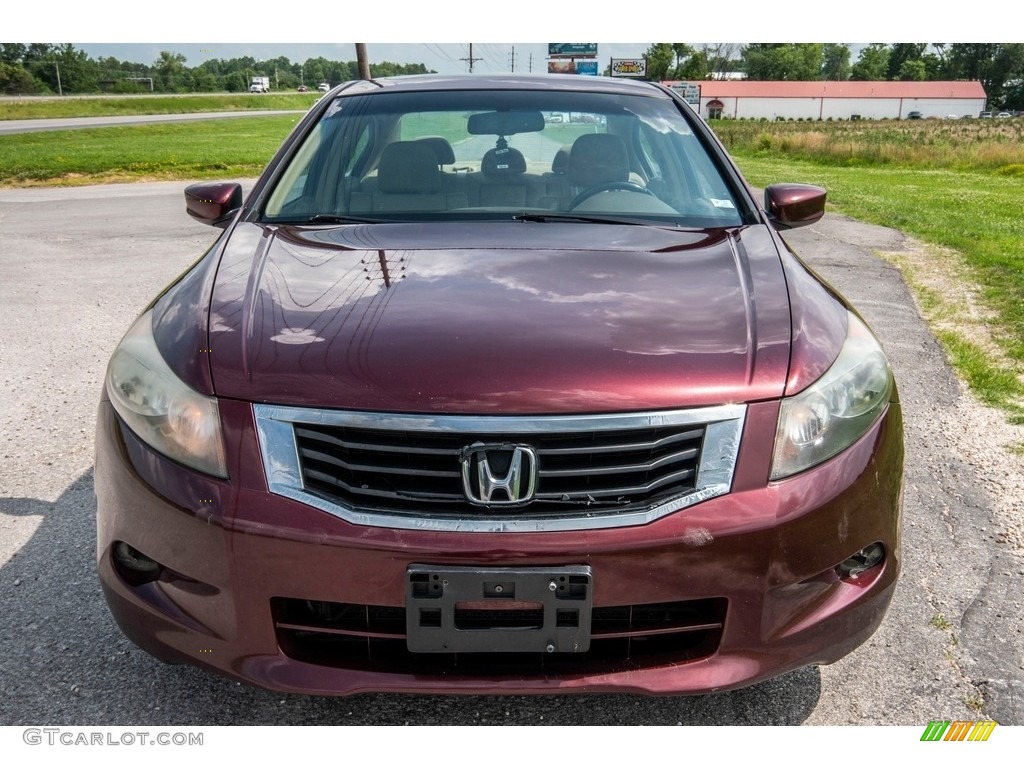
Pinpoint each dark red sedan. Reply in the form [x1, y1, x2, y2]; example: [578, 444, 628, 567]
[95, 74, 903, 696]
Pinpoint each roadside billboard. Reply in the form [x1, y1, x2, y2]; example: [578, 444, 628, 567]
[548, 61, 576, 74]
[548, 60, 599, 75]
[548, 44, 599, 58]
[610, 58, 647, 78]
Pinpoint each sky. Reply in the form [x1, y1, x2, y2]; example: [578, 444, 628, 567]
[9, 0, 1000, 73]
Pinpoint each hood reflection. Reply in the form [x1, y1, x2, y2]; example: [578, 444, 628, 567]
[208, 222, 791, 412]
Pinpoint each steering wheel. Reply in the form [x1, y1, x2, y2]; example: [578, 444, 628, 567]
[568, 181, 655, 210]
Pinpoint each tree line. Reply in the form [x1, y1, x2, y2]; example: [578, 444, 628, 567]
[644, 44, 1024, 110]
[0, 44, 433, 96]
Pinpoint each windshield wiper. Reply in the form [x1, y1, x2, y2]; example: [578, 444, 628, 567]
[294, 214, 385, 224]
[513, 212, 661, 226]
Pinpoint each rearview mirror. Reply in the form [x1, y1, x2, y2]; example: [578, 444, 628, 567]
[467, 111, 545, 136]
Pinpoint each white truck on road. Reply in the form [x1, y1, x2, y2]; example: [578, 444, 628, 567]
[249, 76, 270, 93]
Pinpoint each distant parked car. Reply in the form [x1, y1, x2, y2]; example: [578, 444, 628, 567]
[905, 110, 923, 120]
[318, 82, 330, 92]
[297, 85, 309, 93]
[995, 112, 1012, 118]
[979, 111, 993, 118]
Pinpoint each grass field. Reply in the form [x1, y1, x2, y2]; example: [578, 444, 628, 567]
[0, 114, 1021, 418]
[715, 118, 1024, 172]
[0, 116, 301, 184]
[0, 93, 321, 120]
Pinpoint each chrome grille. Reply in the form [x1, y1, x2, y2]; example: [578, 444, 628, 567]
[295, 422, 704, 513]
[255, 405, 745, 532]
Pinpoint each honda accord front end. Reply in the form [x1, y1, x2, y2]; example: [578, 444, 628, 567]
[95, 74, 902, 695]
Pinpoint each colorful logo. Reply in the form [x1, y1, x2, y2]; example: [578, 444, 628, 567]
[921, 721, 997, 741]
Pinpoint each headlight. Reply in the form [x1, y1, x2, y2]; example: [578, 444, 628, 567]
[105, 311, 227, 478]
[771, 313, 893, 480]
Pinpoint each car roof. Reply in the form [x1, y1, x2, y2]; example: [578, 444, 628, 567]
[342, 74, 673, 99]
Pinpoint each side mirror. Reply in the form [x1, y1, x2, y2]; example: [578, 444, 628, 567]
[184, 182, 243, 228]
[764, 184, 826, 230]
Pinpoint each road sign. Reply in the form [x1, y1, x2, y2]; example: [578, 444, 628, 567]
[610, 59, 647, 78]
[670, 82, 702, 106]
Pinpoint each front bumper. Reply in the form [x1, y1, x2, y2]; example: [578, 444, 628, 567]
[95, 397, 903, 696]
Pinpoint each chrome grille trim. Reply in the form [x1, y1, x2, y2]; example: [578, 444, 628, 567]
[538, 446, 699, 477]
[254, 404, 746, 533]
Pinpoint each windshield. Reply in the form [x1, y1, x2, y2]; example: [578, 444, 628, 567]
[263, 87, 745, 227]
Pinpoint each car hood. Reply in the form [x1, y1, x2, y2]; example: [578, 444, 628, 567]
[206, 221, 793, 413]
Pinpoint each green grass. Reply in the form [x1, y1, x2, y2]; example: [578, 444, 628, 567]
[0, 116, 301, 184]
[733, 152, 1024, 420]
[400, 112, 470, 144]
[0, 93, 320, 120]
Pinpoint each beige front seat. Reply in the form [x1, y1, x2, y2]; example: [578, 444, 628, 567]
[358, 141, 468, 213]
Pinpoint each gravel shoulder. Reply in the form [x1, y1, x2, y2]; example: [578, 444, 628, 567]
[782, 216, 1024, 724]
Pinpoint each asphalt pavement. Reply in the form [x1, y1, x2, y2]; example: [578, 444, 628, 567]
[0, 182, 1021, 725]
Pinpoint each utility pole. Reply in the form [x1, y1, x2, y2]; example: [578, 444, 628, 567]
[529, 53, 533, 73]
[356, 44, 371, 80]
[55, 61, 62, 96]
[509, 46, 516, 73]
[460, 44, 482, 74]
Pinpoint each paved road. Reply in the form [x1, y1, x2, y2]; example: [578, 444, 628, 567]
[0, 182, 1021, 725]
[0, 111, 305, 135]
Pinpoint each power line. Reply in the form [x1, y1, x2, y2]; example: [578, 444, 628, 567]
[477, 44, 507, 73]
[422, 43, 461, 68]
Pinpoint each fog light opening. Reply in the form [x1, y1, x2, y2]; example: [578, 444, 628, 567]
[113, 541, 162, 585]
[836, 543, 885, 581]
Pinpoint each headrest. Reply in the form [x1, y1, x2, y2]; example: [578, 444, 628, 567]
[416, 136, 456, 166]
[481, 147, 527, 177]
[378, 142, 442, 194]
[551, 145, 571, 175]
[567, 134, 629, 188]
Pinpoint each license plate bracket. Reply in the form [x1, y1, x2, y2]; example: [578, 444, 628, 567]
[406, 564, 592, 653]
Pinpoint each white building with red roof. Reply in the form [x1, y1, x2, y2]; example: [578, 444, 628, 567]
[662, 80, 987, 120]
